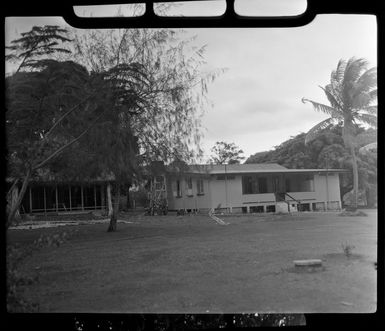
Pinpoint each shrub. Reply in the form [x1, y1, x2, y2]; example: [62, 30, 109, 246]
[341, 242, 355, 258]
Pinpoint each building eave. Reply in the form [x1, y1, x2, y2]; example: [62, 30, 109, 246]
[166, 166, 348, 176]
[207, 169, 348, 175]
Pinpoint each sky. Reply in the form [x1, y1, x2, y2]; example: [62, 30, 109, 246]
[5, 1, 377, 163]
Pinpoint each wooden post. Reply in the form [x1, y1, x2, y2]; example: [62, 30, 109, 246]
[107, 183, 113, 216]
[101, 184, 105, 211]
[29, 186, 32, 213]
[94, 184, 97, 210]
[55, 185, 58, 212]
[43, 186, 47, 215]
[69, 185, 72, 211]
[81, 184, 84, 211]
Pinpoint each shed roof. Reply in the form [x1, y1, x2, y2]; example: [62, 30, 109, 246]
[167, 163, 346, 175]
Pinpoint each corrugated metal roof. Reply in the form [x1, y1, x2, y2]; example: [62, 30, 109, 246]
[167, 163, 346, 174]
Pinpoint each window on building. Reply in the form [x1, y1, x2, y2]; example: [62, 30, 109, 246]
[242, 176, 259, 194]
[299, 174, 315, 192]
[258, 177, 268, 193]
[242, 176, 253, 194]
[197, 179, 204, 195]
[285, 174, 315, 192]
[176, 179, 182, 197]
[155, 176, 164, 190]
[186, 177, 193, 196]
[266, 205, 276, 213]
[242, 175, 269, 194]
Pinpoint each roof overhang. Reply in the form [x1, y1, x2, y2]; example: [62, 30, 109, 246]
[167, 168, 348, 175]
[208, 169, 348, 175]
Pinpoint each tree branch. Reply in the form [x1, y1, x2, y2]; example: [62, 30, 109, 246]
[6, 178, 19, 201]
[32, 109, 106, 171]
[44, 94, 94, 139]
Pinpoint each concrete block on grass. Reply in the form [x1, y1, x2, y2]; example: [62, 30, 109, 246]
[293, 259, 323, 267]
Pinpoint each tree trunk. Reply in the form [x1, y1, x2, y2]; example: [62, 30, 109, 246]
[340, 183, 353, 206]
[350, 144, 359, 210]
[10, 185, 21, 219]
[343, 124, 359, 211]
[107, 182, 113, 217]
[7, 169, 31, 228]
[107, 183, 120, 232]
[126, 187, 130, 209]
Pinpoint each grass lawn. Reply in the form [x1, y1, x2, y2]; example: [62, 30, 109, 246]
[7, 210, 377, 313]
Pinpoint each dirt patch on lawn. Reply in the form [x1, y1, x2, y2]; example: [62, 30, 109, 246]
[285, 265, 327, 274]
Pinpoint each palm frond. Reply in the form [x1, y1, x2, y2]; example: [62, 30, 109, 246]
[362, 105, 377, 115]
[355, 67, 377, 88]
[331, 59, 347, 84]
[352, 91, 375, 109]
[351, 67, 377, 102]
[305, 117, 336, 145]
[320, 85, 343, 110]
[356, 113, 377, 127]
[369, 89, 377, 100]
[301, 98, 343, 119]
[344, 57, 368, 84]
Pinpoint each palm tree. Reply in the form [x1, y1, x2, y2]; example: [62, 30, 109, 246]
[302, 57, 377, 210]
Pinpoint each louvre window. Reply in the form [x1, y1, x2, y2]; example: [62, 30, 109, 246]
[197, 179, 204, 195]
[242, 176, 269, 194]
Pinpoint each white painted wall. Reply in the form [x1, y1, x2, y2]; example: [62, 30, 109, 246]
[168, 175, 211, 210]
[313, 173, 341, 203]
[167, 172, 342, 211]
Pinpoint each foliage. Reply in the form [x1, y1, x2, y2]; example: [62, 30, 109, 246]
[5, 26, 94, 227]
[6, 60, 92, 177]
[246, 125, 345, 168]
[5, 25, 71, 73]
[68, 27, 222, 164]
[209, 141, 245, 164]
[6, 25, 220, 230]
[302, 57, 377, 209]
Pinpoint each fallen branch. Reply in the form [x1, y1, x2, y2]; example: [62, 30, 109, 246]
[208, 208, 228, 225]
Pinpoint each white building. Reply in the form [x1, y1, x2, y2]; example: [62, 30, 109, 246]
[165, 163, 345, 213]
